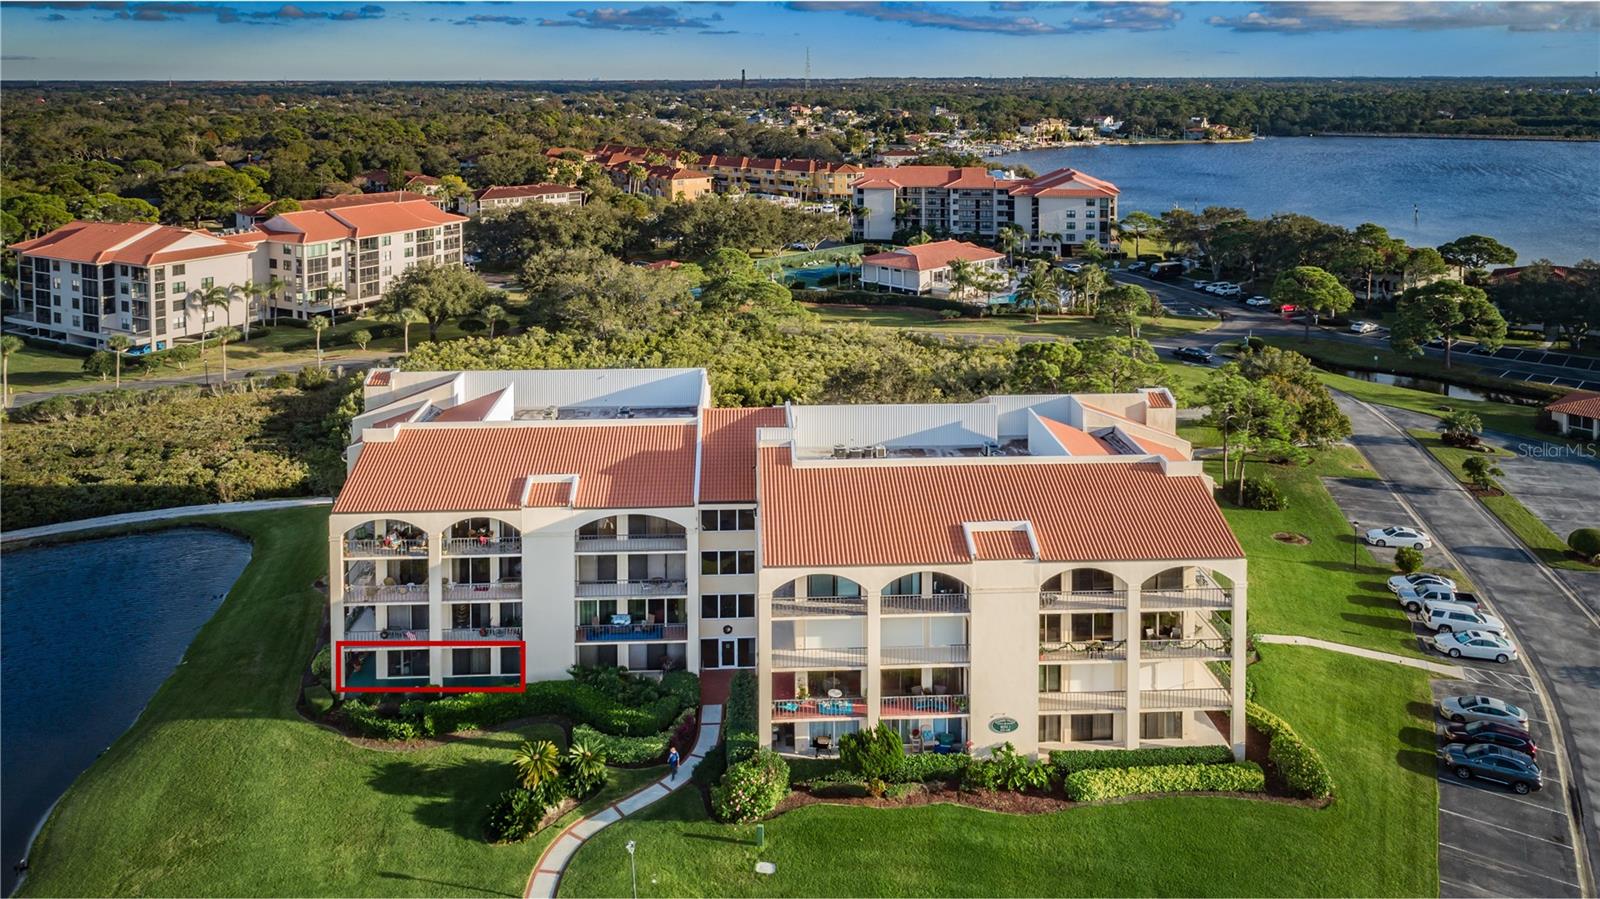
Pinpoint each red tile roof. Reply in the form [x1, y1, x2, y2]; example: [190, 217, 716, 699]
[971, 529, 1035, 561]
[257, 200, 465, 243]
[432, 388, 506, 423]
[1038, 417, 1115, 455]
[758, 447, 1241, 567]
[238, 191, 430, 217]
[525, 480, 576, 508]
[476, 184, 584, 201]
[1128, 433, 1189, 462]
[700, 406, 786, 503]
[861, 240, 1003, 272]
[1009, 168, 1120, 198]
[333, 423, 697, 514]
[853, 166, 1016, 191]
[9, 221, 255, 266]
[1547, 390, 1600, 419]
[1144, 390, 1173, 409]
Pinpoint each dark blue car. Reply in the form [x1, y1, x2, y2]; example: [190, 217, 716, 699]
[1439, 743, 1542, 794]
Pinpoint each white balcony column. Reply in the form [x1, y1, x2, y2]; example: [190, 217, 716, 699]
[1230, 581, 1248, 761]
[865, 590, 882, 730]
[1123, 581, 1142, 749]
[756, 592, 774, 744]
[427, 529, 445, 686]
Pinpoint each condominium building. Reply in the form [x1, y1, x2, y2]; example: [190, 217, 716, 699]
[6, 199, 466, 350]
[327, 368, 1247, 758]
[232, 191, 436, 230]
[853, 166, 1119, 253]
[459, 184, 586, 216]
[859, 239, 1005, 297]
[592, 144, 861, 201]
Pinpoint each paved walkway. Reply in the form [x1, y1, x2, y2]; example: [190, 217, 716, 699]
[525, 704, 723, 899]
[0, 497, 332, 544]
[1255, 634, 1466, 677]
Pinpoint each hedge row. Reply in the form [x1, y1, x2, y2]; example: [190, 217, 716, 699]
[1049, 745, 1235, 776]
[1247, 701, 1336, 800]
[571, 725, 668, 766]
[797, 287, 980, 317]
[722, 670, 759, 764]
[1063, 762, 1266, 802]
[805, 751, 970, 786]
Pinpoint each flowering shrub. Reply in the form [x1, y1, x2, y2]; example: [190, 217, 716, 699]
[711, 748, 790, 823]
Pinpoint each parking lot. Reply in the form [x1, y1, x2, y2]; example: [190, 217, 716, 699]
[1322, 476, 1451, 571]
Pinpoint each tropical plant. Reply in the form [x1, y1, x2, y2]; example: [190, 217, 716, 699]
[478, 303, 507, 339]
[1462, 455, 1504, 492]
[214, 326, 241, 382]
[106, 334, 132, 388]
[350, 329, 372, 352]
[562, 739, 609, 798]
[309, 315, 330, 368]
[1015, 259, 1060, 323]
[995, 223, 1026, 266]
[1438, 411, 1484, 447]
[191, 283, 230, 351]
[381, 306, 426, 354]
[264, 275, 289, 325]
[512, 739, 562, 791]
[0, 333, 20, 405]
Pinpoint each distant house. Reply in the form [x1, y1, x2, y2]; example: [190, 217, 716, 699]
[460, 184, 586, 216]
[233, 190, 434, 230]
[357, 170, 444, 196]
[873, 149, 921, 168]
[860, 239, 1005, 299]
[1545, 390, 1600, 439]
[1184, 116, 1233, 141]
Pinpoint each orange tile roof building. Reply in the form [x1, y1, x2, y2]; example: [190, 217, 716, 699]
[327, 368, 1247, 758]
[1546, 390, 1600, 439]
[853, 165, 1119, 253]
[460, 183, 586, 216]
[594, 143, 861, 201]
[859, 239, 1005, 299]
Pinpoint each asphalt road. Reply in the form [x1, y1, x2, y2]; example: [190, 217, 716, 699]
[1335, 392, 1599, 894]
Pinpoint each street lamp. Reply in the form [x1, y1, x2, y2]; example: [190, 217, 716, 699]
[1351, 520, 1359, 571]
[625, 840, 637, 899]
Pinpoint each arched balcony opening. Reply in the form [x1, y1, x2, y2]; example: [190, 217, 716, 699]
[343, 518, 428, 557]
[342, 518, 429, 604]
[444, 516, 522, 556]
[1039, 568, 1127, 611]
[879, 570, 971, 615]
[771, 574, 866, 618]
[575, 513, 687, 553]
[1141, 567, 1235, 610]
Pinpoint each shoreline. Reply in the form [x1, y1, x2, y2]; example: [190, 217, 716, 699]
[989, 132, 1596, 156]
[1308, 131, 1597, 142]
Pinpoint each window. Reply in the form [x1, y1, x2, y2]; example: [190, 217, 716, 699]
[387, 649, 429, 677]
[700, 508, 756, 531]
[701, 594, 755, 619]
[1070, 569, 1116, 592]
[1039, 614, 1063, 644]
[884, 573, 921, 596]
[1140, 712, 1183, 740]
[700, 550, 754, 575]
[1071, 714, 1114, 742]
[388, 604, 429, 631]
[805, 574, 857, 598]
[452, 648, 491, 675]
[1038, 664, 1062, 692]
[1039, 715, 1062, 743]
[171, 281, 186, 295]
[382, 235, 392, 246]
[171, 264, 186, 276]
[200, 277, 214, 289]
[1070, 613, 1114, 641]
[501, 647, 521, 675]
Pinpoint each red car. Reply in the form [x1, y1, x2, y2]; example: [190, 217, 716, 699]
[1443, 720, 1537, 758]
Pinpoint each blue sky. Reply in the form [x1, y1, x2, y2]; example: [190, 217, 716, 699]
[1, 1, 1596, 80]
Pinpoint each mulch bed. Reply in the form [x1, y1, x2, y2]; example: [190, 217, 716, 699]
[1272, 531, 1312, 545]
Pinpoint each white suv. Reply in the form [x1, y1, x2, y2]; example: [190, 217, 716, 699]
[1213, 284, 1242, 297]
[1422, 600, 1504, 635]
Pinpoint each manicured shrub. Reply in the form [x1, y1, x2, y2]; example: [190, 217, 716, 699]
[303, 683, 334, 716]
[711, 748, 790, 823]
[662, 669, 702, 711]
[1568, 527, 1600, 562]
[1226, 476, 1288, 510]
[1394, 546, 1425, 574]
[1063, 762, 1265, 802]
[1247, 701, 1335, 800]
[692, 741, 727, 793]
[722, 670, 759, 764]
[890, 752, 970, 783]
[799, 287, 979, 317]
[838, 722, 906, 779]
[1048, 745, 1234, 776]
[671, 709, 699, 756]
[961, 743, 1052, 792]
[484, 787, 551, 843]
[341, 701, 422, 741]
[310, 646, 332, 684]
[571, 725, 667, 766]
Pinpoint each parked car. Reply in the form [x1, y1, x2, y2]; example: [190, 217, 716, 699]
[1190, 280, 1213, 291]
[1440, 694, 1529, 727]
[1396, 585, 1480, 614]
[1388, 573, 1458, 594]
[1213, 284, 1242, 297]
[1428, 630, 1518, 664]
[1365, 525, 1433, 549]
[1172, 346, 1215, 364]
[1244, 295, 1272, 307]
[1059, 262, 1084, 273]
[1126, 261, 1147, 272]
[1438, 743, 1542, 794]
[1443, 720, 1537, 758]
[1422, 600, 1505, 635]
[1349, 320, 1380, 334]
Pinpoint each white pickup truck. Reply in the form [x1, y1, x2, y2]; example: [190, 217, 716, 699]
[1397, 584, 1482, 614]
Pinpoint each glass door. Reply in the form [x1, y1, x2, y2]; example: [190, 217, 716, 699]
[719, 639, 737, 668]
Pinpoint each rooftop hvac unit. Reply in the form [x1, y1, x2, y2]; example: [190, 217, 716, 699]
[617, 406, 633, 419]
[872, 445, 888, 459]
[832, 444, 848, 459]
[982, 442, 1002, 457]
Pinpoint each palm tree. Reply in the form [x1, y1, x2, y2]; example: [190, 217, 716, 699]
[214, 326, 241, 382]
[1016, 259, 1059, 324]
[624, 162, 647, 195]
[323, 283, 347, 321]
[309, 314, 330, 368]
[264, 275, 289, 326]
[190, 284, 228, 356]
[381, 306, 426, 354]
[512, 740, 561, 791]
[106, 334, 132, 388]
[947, 258, 978, 305]
[0, 334, 21, 406]
[996, 224, 1026, 267]
[478, 303, 507, 339]
[240, 281, 269, 340]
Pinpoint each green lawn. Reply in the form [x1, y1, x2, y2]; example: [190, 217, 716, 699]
[1409, 429, 1597, 573]
[803, 304, 1222, 343]
[558, 645, 1439, 898]
[1308, 367, 1552, 443]
[19, 507, 663, 898]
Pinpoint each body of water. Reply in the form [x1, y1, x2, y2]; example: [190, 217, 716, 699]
[991, 137, 1600, 264]
[1, 528, 251, 895]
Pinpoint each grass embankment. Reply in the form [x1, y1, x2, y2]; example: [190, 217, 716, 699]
[1409, 429, 1598, 573]
[803, 304, 1221, 343]
[19, 507, 663, 898]
[559, 646, 1438, 898]
[1308, 365, 1550, 443]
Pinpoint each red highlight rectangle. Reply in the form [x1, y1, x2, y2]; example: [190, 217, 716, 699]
[334, 639, 527, 693]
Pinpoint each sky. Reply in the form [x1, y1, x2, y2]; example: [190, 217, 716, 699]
[0, 1, 1597, 80]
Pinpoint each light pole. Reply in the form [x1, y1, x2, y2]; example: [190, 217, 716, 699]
[626, 840, 637, 899]
[1351, 520, 1359, 571]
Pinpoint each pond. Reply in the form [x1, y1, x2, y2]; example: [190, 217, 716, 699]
[1, 527, 251, 895]
[1317, 366, 1543, 406]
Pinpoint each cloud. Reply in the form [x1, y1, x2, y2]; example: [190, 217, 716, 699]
[784, 1, 1069, 34]
[454, 12, 528, 25]
[1063, 1, 1180, 31]
[32, 1, 386, 25]
[41, 10, 68, 18]
[2, 53, 42, 59]
[1208, 2, 1599, 33]
[539, 5, 717, 30]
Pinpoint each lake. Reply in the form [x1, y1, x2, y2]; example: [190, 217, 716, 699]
[0, 528, 251, 896]
[990, 137, 1600, 264]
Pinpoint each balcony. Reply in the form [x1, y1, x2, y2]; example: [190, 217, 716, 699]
[1139, 637, 1231, 660]
[881, 593, 969, 615]
[443, 537, 522, 556]
[772, 697, 866, 720]
[770, 647, 867, 669]
[771, 595, 865, 618]
[574, 622, 689, 643]
[574, 534, 687, 553]
[444, 626, 523, 640]
[880, 694, 969, 717]
[1141, 688, 1231, 710]
[881, 644, 970, 666]
[444, 581, 522, 601]
[343, 628, 423, 642]
[1141, 587, 1233, 610]
[1039, 691, 1125, 712]
[345, 538, 428, 558]
[1039, 590, 1127, 612]
[344, 583, 429, 603]
[1039, 639, 1127, 661]
[574, 578, 687, 598]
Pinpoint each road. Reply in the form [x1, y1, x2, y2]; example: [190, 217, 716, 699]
[1335, 392, 1599, 894]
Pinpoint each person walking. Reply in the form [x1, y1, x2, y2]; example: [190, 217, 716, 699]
[667, 745, 681, 781]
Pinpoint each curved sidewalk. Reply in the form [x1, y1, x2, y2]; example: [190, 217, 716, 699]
[1255, 634, 1466, 677]
[525, 704, 723, 899]
[1, 497, 332, 544]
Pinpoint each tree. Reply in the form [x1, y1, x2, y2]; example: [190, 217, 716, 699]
[1401, 246, 1450, 291]
[1118, 211, 1161, 259]
[1439, 234, 1517, 278]
[478, 304, 507, 339]
[239, 281, 269, 339]
[1271, 265, 1354, 340]
[0, 334, 21, 405]
[1332, 222, 1401, 308]
[947, 259, 981, 306]
[1462, 455, 1504, 493]
[1095, 282, 1161, 338]
[264, 275, 289, 326]
[351, 328, 373, 352]
[107, 334, 132, 388]
[1202, 365, 1299, 503]
[1390, 281, 1506, 367]
[1015, 259, 1060, 323]
[1069, 263, 1109, 315]
[190, 283, 229, 354]
[1394, 546, 1425, 575]
[513, 740, 562, 791]
[1232, 344, 1352, 447]
[995, 223, 1026, 266]
[309, 315, 330, 368]
[1159, 206, 1246, 279]
[1009, 341, 1083, 392]
[381, 306, 426, 354]
[1438, 410, 1484, 447]
[215, 326, 241, 382]
[380, 262, 494, 342]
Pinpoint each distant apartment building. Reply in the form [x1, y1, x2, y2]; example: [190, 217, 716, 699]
[327, 367, 1247, 758]
[853, 166, 1119, 253]
[358, 170, 444, 196]
[233, 191, 436, 230]
[7, 199, 466, 350]
[860, 240, 1005, 298]
[592, 144, 860, 202]
[459, 184, 587, 216]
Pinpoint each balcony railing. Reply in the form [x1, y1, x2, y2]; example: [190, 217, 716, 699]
[574, 623, 689, 643]
[1141, 688, 1231, 710]
[880, 694, 969, 717]
[343, 583, 429, 603]
[1039, 639, 1127, 661]
[1141, 587, 1233, 610]
[1039, 691, 1125, 712]
[444, 626, 523, 640]
[444, 582, 522, 601]
[881, 644, 970, 666]
[881, 593, 970, 615]
[573, 579, 688, 598]
[574, 534, 687, 553]
[770, 646, 867, 669]
[1139, 638, 1231, 660]
[772, 697, 866, 720]
[345, 538, 428, 558]
[1039, 589, 1127, 611]
[771, 595, 865, 618]
[443, 537, 522, 556]
[344, 628, 424, 642]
